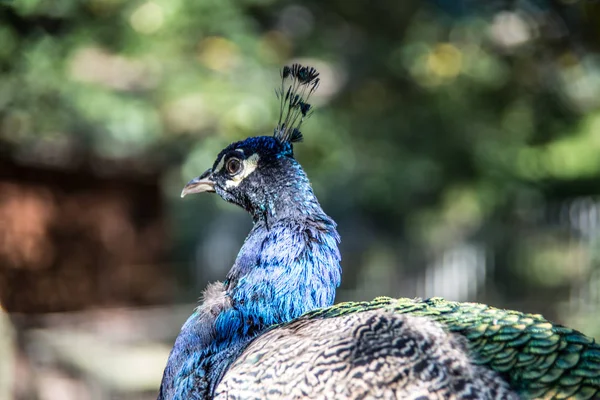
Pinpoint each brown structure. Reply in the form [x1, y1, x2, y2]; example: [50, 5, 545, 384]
[0, 153, 171, 313]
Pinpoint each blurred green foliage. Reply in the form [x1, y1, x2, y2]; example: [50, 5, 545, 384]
[1, 0, 600, 337]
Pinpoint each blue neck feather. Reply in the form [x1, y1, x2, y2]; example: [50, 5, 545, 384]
[159, 159, 341, 399]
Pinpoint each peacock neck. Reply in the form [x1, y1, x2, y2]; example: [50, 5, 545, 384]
[224, 204, 342, 332]
[242, 157, 326, 226]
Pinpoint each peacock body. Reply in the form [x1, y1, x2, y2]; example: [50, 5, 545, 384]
[159, 65, 600, 400]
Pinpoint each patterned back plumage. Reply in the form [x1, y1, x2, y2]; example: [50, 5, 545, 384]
[217, 310, 519, 400]
[213, 297, 600, 399]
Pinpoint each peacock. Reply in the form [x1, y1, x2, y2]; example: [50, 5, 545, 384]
[159, 64, 600, 400]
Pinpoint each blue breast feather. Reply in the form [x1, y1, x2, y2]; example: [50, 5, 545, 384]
[159, 209, 341, 399]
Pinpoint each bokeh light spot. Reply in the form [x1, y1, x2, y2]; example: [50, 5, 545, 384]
[130, 2, 164, 35]
[426, 43, 462, 80]
[197, 37, 240, 72]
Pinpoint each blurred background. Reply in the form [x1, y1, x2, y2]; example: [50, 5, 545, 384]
[1, 0, 600, 398]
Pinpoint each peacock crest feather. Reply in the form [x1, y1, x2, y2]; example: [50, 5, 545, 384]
[273, 64, 320, 144]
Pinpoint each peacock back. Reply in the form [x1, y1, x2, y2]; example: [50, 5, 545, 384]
[217, 297, 600, 400]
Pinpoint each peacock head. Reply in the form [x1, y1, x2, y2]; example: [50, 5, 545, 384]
[181, 65, 323, 221]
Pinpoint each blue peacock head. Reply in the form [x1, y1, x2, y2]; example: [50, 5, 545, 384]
[181, 65, 322, 221]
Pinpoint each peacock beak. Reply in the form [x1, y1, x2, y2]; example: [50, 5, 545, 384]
[181, 169, 215, 198]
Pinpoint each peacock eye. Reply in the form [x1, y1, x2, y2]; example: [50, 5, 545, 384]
[226, 158, 242, 175]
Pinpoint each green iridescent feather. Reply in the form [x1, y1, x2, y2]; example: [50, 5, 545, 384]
[297, 296, 600, 400]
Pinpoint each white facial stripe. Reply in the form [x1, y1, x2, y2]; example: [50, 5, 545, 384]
[225, 153, 260, 189]
[214, 156, 225, 174]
